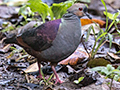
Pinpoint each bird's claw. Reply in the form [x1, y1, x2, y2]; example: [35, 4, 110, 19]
[37, 75, 43, 79]
[54, 78, 63, 84]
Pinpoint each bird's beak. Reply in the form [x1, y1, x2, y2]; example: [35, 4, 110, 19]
[83, 6, 92, 19]
[84, 12, 92, 19]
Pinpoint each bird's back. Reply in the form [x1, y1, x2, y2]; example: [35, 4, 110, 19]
[19, 19, 61, 51]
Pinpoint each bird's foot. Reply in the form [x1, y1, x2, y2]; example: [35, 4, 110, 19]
[37, 75, 50, 80]
[37, 74, 43, 79]
[54, 78, 63, 84]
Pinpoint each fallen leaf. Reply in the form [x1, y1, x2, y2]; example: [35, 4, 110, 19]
[81, 18, 105, 27]
[107, 52, 120, 60]
[24, 62, 42, 73]
[29, 75, 39, 84]
[59, 47, 89, 65]
[107, 52, 120, 62]
[0, 44, 12, 53]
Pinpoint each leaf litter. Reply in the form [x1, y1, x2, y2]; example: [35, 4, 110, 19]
[0, 0, 120, 90]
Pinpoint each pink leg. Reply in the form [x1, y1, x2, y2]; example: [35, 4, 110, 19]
[51, 65, 63, 84]
[37, 62, 50, 80]
[37, 61, 43, 78]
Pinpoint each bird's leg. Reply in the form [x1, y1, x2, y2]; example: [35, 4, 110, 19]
[37, 61, 50, 80]
[51, 65, 63, 84]
[37, 61, 43, 79]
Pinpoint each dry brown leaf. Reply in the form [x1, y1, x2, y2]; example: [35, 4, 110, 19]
[107, 52, 120, 60]
[59, 47, 89, 65]
[107, 52, 120, 62]
[0, 44, 12, 53]
[24, 62, 42, 73]
[81, 18, 105, 27]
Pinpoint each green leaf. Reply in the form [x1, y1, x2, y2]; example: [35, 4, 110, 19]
[91, 66, 106, 71]
[107, 64, 114, 71]
[116, 50, 120, 54]
[117, 65, 120, 70]
[78, 77, 84, 82]
[90, 26, 97, 58]
[105, 12, 120, 31]
[74, 80, 79, 84]
[108, 33, 113, 49]
[73, 77, 84, 84]
[101, 0, 108, 32]
[104, 11, 113, 19]
[111, 69, 120, 73]
[1, 26, 14, 32]
[40, 67, 47, 83]
[47, 7, 54, 20]
[104, 11, 120, 20]
[96, 32, 107, 41]
[39, 80, 44, 85]
[46, 73, 54, 82]
[94, 37, 105, 56]
[18, 5, 27, 15]
[85, 25, 92, 41]
[107, 19, 116, 31]
[101, 68, 109, 75]
[117, 30, 120, 34]
[51, 1, 73, 19]
[101, 0, 106, 7]
[27, 0, 53, 23]
[114, 75, 120, 81]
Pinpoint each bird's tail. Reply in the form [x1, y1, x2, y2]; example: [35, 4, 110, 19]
[3, 33, 17, 44]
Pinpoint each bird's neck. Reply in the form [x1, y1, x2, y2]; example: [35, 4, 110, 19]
[62, 13, 80, 20]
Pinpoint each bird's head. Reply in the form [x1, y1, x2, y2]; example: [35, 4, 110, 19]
[67, 3, 91, 19]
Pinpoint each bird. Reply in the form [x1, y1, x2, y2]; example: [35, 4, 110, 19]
[4, 3, 91, 84]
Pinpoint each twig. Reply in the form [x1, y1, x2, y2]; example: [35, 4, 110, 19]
[110, 75, 114, 90]
[80, 34, 90, 58]
[14, 84, 32, 90]
[25, 74, 30, 83]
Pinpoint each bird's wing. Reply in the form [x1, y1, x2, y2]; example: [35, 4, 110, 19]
[17, 19, 61, 51]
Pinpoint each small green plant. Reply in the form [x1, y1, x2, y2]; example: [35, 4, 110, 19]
[27, 0, 54, 23]
[19, 0, 75, 23]
[50, 1, 74, 19]
[92, 64, 120, 90]
[7, 46, 28, 61]
[1, 22, 15, 32]
[74, 77, 84, 84]
[86, 0, 120, 59]
[19, 6, 34, 22]
[104, 10, 120, 54]
[39, 69, 54, 85]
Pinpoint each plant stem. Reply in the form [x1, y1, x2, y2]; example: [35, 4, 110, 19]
[101, 0, 108, 32]
[110, 75, 115, 90]
[114, 22, 118, 30]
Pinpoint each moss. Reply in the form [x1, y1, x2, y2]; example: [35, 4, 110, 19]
[87, 58, 111, 68]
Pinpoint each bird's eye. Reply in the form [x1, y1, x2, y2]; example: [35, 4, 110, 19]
[79, 8, 83, 11]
